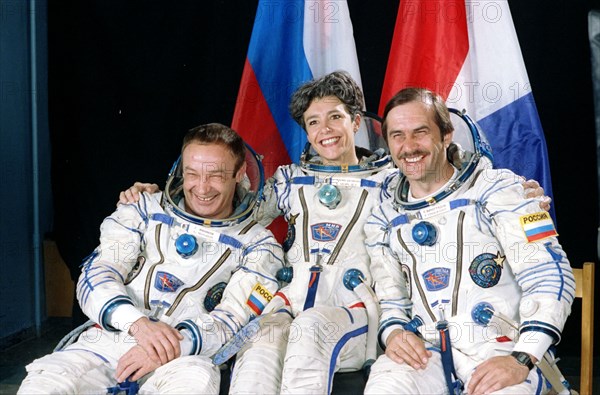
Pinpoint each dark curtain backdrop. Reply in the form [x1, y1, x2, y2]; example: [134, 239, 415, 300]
[48, 0, 600, 356]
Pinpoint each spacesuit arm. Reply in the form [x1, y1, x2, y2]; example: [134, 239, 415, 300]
[76, 192, 162, 332]
[481, 170, 574, 360]
[365, 204, 413, 351]
[177, 227, 285, 357]
[252, 165, 292, 226]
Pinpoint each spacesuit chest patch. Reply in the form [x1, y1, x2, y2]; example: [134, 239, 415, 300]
[154, 271, 185, 292]
[246, 283, 273, 315]
[311, 223, 342, 241]
[469, 252, 504, 288]
[422, 267, 451, 291]
[519, 211, 557, 243]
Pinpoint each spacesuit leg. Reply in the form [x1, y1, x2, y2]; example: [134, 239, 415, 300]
[280, 306, 367, 395]
[139, 355, 220, 394]
[364, 353, 447, 395]
[229, 312, 293, 394]
[18, 327, 118, 394]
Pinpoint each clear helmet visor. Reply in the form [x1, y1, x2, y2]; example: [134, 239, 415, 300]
[447, 108, 493, 171]
[164, 143, 265, 227]
[300, 111, 392, 172]
[395, 108, 493, 209]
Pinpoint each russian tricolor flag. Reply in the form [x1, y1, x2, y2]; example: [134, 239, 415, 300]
[232, 0, 365, 178]
[520, 211, 558, 243]
[380, 0, 556, 221]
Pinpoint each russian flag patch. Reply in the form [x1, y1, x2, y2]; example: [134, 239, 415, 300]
[246, 283, 273, 315]
[519, 211, 558, 243]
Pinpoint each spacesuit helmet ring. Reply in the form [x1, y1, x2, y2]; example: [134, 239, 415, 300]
[300, 111, 392, 173]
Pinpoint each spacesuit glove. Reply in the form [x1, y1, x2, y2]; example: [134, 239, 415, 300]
[261, 294, 290, 315]
[117, 182, 160, 205]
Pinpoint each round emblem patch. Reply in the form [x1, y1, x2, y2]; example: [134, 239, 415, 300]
[204, 282, 227, 312]
[469, 253, 503, 288]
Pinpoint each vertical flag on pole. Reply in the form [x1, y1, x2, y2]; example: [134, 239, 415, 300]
[380, 0, 555, 221]
[232, 0, 365, 240]
[232, 0, 365, 178]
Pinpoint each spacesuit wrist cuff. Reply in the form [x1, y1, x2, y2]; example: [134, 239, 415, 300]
[514, 333, 553, 362]
[178, 329, 194, 356]
[108, 304, 145, 331]
[176, 320, 202, 355]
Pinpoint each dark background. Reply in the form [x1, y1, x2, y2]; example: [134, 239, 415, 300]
[9, 0, 599, 356]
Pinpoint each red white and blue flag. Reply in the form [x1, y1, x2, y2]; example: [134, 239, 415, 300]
[379, 0, 555, 220]
[232, 0, 365, 177]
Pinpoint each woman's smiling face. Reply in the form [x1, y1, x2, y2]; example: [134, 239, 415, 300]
[303, 95, 360, 165]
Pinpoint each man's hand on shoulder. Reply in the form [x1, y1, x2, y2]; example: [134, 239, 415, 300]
[522, 179, 552, 211]
[117, 182, 160, 206]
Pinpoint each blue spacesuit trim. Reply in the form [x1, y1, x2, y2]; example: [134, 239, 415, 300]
[291, 176, 315, 185]
[79, 265, 125, 306]
[150, 213, 174, 226]
[544, 242, 566, 300]
[302, 266, 322, 311]
[327, 325, 368, 395]
[244, 243, 285, 269]
[520, 321, 561, 344]
[361, 179, 380, 188]
[239, 266, 278, 285]
[214, 313, 238, 337]
[290, 176, 381, 189]
[104, 266, 125, 283]
[60, 348, 109, 363]
[302, 155, 392, 173]
[389, 214, 410, 227]
[176, 320, 202, 355]
[218, 234, 244, 249]
[80, 249, 99, 269]
[99, 296, 134, 332]
[449, 199, 470, 209]
[535, 367, 543, 395]
[384, 172, 399, 194]
[341, 307, 354, 323]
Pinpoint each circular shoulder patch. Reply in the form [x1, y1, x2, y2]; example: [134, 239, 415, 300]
[469, 253, 502, 288]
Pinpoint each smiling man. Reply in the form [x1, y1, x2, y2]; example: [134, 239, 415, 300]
[364, 88, 574, 395]
[18, 123, 283, 394]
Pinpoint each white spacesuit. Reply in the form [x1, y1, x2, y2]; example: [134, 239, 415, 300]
[18, 146, 284, 394]
[229, 115, 398, 394]
[363, 110, 574, 394]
